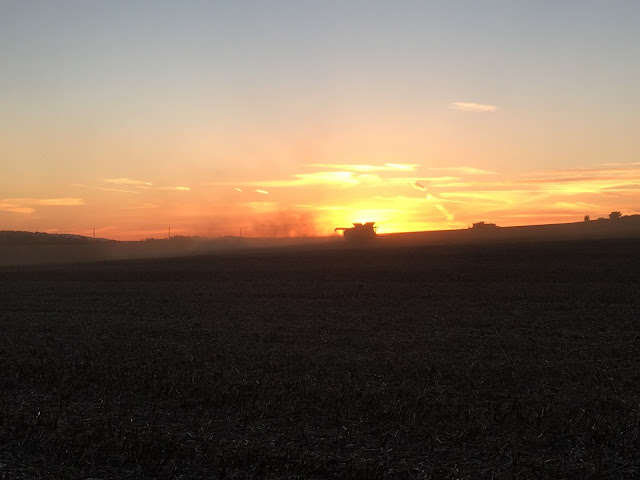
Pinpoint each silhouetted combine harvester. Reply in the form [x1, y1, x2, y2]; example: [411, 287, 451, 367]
[334, 222, 377, 242]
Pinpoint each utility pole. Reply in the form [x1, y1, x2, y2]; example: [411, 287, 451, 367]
[93, 227, 95, 239]
[168, 226, 171, 239]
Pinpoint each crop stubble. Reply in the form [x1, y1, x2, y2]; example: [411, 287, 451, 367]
[1, 238, 640, 478]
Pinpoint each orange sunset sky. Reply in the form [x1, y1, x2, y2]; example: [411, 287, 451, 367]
[2, 2, 639, 240]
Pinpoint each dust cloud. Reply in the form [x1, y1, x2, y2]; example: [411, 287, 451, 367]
[247, 210, 317, 238]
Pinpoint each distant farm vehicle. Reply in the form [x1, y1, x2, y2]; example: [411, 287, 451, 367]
[471, 221, 499, 230]
[334, 222, 377, 241]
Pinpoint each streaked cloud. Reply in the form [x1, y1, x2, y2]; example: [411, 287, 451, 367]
[32, 198, 84, 206]
[380, 177, 459, 187]
[427, 166, 496, 175]
[250, 171, 361, 188]
[411, 182, 427, 192]
[402, 180, 455, 221]
[520, 164, 640, 181]
[599, 162, 640, 167]
[104, 178, 152, 186]
[255, 189, 269, 195]
[0, 203, 35, 214]
[208, 161, 639, 235]
[555, 201, 601, 211]
[602, 184, 640, 190]
[295, 204, 350, 211]
[426, 163, 640, 227]
[295, 171, 360, 186]
[449, 102, 497, 113]
[434, 204, 454, 220]
[373, 195, 437, 206]
[155, 186, 190, 191]
[0, 197, 84, 214]
[3, 197, 84, 206]
[305, 163, 419, 172]
[217, 165, 425, 192]
[440, 191, 524, 205]
[385, 163, 419, 170]
[99, 187, 140, 194]
[502, 212, 583, 219]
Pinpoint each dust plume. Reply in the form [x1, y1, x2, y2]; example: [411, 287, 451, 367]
[248, 210, 317, 238]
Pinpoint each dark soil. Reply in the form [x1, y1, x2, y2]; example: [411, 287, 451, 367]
[1, 238, 640, 478]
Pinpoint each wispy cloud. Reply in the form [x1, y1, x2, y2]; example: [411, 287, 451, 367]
[32, 198, 84, 206]
[599, 162, 640, 167]
[0, 197, 84, 214]
[216, 165, 424, 191]
[424, 163, 640, 226]
[427, 166, 496, 175]
[295, 204, 350, 211]
[0, 203, 35, 214]
[385, 163, 419, 171]
[555, 201, 602, 211]
[250, 171, 361, 188]
[3, 197, 84, 206]
[411, 182, 427, 192]
[434, 203, 454, 220]
[439, 191, 522, 204]
[602, 184, 640, 190]
[105, 178, 152, 186]
[99, 187, 140, 194]
[404, 182, 455, 220]
[449, 102, 497, 113]
[255, 189, 269, 195]
[305, 163, 419, 172]
[100, 180, 189, 192]
[523, 168, 640, 178]
[210, 162, 638, 231]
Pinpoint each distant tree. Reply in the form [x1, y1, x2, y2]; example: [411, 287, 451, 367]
[584, 215, 590, 222]
[609, 211, 622, 220]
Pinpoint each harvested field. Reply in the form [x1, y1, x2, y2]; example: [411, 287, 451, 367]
[1, 238, 640, 478]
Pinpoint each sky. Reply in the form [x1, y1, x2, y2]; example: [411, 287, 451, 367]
[1, 1, 639, 240]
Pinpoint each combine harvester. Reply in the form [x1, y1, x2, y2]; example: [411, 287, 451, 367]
[334, 222, 377, 242]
